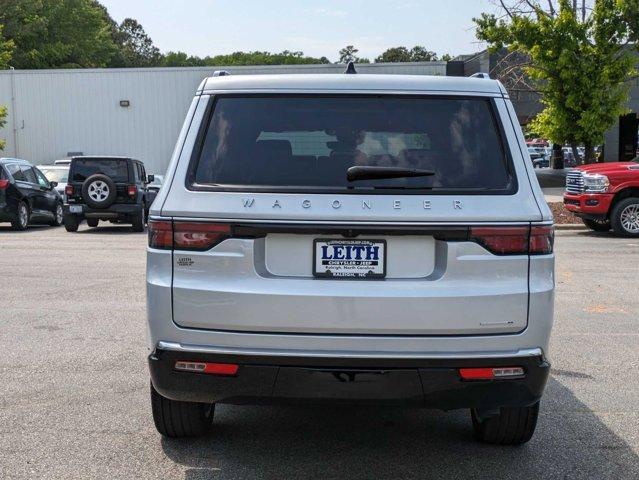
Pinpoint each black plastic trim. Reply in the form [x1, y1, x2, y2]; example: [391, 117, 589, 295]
[149, 348, 549, 408]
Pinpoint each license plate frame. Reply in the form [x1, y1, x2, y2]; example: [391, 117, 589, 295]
[313, 239, 387, 280]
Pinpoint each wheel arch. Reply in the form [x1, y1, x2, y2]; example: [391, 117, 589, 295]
[609, 188, 639, 215]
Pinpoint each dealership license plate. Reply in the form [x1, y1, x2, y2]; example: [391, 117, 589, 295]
[69, 205, 82, 213]
[313, 239, 386, 279]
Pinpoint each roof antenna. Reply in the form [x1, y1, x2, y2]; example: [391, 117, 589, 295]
[344, 61, 357, 74]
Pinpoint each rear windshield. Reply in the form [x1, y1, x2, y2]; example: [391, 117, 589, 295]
[190, 95, 514, 193]
[70, 159, 129, 183]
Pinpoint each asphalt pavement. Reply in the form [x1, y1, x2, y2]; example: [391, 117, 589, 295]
[0, 223, 637, 479]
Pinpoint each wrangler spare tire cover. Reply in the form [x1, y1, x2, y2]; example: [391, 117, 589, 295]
[82, 174, 117, 209]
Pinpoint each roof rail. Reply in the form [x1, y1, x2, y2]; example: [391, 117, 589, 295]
[212, 70, 230, 77]
[470, 72, 490, 79]
[344, 62, 357, 74]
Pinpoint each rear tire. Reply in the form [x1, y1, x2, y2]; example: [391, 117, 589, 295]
[611, 197, 639, 237]
[49, 203, 64, 227]
[64, 215, 80, 232]
[150, 382, 214, 438]
[583, 218, 610, 232]
[11, 201, 30, 231]
[87, 218, 99, 228]
[131, 208, 145, 232]
[471, 402, 539, 445]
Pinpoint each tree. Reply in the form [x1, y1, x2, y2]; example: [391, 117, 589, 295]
[408, 46, 438, 62]
[0, 0, 118, 68]
[111, 18, 161, 68]
[338, 45, 368, 64]
[375, 45, 438, 63]
[475, 0, 639, 164]
[0, 24, 14, 151]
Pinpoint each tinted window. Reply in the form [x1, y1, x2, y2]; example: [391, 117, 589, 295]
[7, 163, 25, 181]
[34, 168, 50, 188]
[192, 96, 513, 192]
[21, 166, 37, 184]
[70, 159, 129, 183]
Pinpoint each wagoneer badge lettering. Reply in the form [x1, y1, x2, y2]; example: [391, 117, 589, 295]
[239, 198, 472, 211]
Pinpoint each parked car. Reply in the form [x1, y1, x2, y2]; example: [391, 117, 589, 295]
[38, 164, 69, 200]
[145, 174, 163, 207]
[63, 156, 153, 232]
[527, 147, 549, 168]
[562, 147, 579, 167]
[564, 157, 639, 236]
[146, 72, 555, 445]
[0, 158, 64, 230]
[53, 159, 72, 166]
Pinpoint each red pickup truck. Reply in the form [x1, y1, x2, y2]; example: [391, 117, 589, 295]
[564, 159, 639, 236]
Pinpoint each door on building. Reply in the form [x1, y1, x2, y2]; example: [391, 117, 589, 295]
[618, 113, 638, 161]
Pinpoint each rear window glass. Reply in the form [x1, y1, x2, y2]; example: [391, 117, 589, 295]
[191, 96, 514, 193]
[70, 159, 129, 183]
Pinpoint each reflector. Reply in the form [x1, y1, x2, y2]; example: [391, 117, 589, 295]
[175, 361, 239, 376]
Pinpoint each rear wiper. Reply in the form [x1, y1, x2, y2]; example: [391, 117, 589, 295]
[347, 166, 435, 182]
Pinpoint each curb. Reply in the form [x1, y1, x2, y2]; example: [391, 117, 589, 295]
[554, 224, 587, 230]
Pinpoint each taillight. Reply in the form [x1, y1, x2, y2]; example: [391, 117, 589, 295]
[174, 222, 231, 251]
[0, 179, 9, 189]
[148, 220, 173, 249]
[529, 225, 554, 254]
[65, 184, 74, 196]
[148, 220, 231, 251]
[470, 225, 554, 255]
[127, 185, 137, 197]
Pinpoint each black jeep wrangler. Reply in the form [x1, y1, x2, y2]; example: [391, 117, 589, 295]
[63, 156, 154, 232]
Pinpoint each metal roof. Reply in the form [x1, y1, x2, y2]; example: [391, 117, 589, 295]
[200, 73, 504, 95]
[0, 157, 31, 165]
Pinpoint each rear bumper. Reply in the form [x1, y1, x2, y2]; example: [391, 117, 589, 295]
[64, 203, 142, 219]
[563, 193, 613, 219]
[149, 346, 549, 409]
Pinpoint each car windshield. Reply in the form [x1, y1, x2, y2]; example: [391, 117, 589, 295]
[39, 167, 69, 183]
[70, 159, 129, 182]
[191, 95, 514, 192]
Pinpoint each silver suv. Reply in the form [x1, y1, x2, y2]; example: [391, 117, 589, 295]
[146, 71, 554, 445]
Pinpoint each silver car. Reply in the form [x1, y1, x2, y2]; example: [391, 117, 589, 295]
[146, 72, 555, 444]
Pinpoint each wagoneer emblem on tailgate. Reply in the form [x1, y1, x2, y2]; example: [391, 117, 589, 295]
[242, 198, 462, 211]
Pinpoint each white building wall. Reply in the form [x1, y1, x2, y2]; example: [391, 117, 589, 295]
[0, 63, 447, 174]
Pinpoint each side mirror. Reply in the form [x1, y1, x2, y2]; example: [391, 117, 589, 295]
[147, 174, 155, 183]
[50, 181, 58, 188]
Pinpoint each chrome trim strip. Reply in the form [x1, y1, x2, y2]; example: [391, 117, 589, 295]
[149, 217, 554, 227]
[157, 341, 543, 361]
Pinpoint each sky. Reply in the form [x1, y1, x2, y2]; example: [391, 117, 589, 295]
[99, 0, 499, 61]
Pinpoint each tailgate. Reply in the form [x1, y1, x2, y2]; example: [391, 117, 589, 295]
[171, 225, 530, 336]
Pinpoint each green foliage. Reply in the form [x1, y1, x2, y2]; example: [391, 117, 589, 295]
[111, 18, 162, 68]
[338, 45, 369, 64]
[161, 50, 331, 68]
[0, 24, 13, 68]
[375, 46, 438, 63]
[0, 104, 7, 150]
[475, 0, 639, 163]
[0, 0, 118, 68]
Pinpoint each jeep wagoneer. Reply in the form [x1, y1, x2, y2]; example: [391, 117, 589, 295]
[146, 70, 554, 445]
